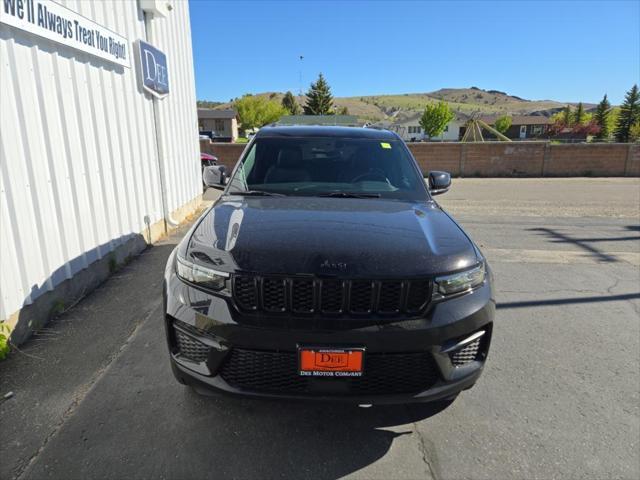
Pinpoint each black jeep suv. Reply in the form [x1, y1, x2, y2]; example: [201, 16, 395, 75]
[163, 126, 494, 404]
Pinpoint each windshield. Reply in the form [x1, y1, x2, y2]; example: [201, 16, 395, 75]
[226, 136, 428, 201]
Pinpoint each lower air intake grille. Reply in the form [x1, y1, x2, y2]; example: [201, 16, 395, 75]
[220, 349, 439, 395]
[450, 337, 482, 367]
[174, 328, 210, 362]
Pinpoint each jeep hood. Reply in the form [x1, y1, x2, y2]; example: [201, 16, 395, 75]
[186, 196, 478, 277]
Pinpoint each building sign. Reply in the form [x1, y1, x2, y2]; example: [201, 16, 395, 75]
[0, 0, 129, 68]
[137, 40, 169, 98]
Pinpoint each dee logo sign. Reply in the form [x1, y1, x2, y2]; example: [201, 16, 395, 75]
[138, 40, 169, 98]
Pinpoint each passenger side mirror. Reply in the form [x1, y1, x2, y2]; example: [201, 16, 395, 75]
[428, 171, 451, 195]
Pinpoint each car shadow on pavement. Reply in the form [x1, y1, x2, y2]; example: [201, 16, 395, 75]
[173, 392, 453, 479]
[16, 278, 455, 480]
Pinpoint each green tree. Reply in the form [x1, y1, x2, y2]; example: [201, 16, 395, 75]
[419, 101, 455, 139]
[561, 105, 573, 127]
[574, 102, 586, 125]
[197, 100, 223, 108]
[337, 106, 350, 115]
[234, 94, 288, 133]
[594, 94, 611, 140]
[494, 116, 512, 135]
[281, 91, 300, 115]
[630, 122, 640, 143]
[304, 73, 334, 115]
[614, 84, 640, 142]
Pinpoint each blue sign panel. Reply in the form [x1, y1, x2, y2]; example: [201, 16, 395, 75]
[138, 40, 169, 97]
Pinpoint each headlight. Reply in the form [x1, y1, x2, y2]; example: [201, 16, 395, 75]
[435, 262, 485, 296]
[176, 253, 229, 291]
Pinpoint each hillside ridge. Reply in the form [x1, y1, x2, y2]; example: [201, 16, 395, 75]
[200, 87, 597, 122]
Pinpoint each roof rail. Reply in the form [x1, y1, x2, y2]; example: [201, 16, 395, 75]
[363, 124, 389, 131]
[273, 114, 362, 127]
[272, 122, 363, 127]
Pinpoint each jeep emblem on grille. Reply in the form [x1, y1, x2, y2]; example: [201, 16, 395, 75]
[320, 260, 348, 271]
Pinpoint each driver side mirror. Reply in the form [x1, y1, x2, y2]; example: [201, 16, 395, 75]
[428, 171, 451, 195]
[203, 165, 227, 189]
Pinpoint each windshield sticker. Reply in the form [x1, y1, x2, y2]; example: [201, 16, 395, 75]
[380, 142, 391, 149]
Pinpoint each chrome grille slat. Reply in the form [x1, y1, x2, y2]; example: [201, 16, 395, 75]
[450, 337, 482, 366]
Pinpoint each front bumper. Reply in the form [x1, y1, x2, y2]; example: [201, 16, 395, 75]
[163, 252, 495, 404]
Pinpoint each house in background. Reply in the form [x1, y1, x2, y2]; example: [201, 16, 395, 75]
[277, 115, 361, 126]
[198, 108, 239, 142]
[381, 112, 469, 142]
[477, 115, 553, 140]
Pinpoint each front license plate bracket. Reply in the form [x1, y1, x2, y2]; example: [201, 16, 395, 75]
[298, 346, 365, 377]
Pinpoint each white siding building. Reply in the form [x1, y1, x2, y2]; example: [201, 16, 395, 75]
[386, 113, 468, 142]
[0, 0, 202, 343]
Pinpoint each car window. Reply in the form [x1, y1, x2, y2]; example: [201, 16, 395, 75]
[227, 136, 428, 201]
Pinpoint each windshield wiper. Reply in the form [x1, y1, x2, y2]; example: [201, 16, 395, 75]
[317, 192, 381, 198]
[228, 190, 286, 197]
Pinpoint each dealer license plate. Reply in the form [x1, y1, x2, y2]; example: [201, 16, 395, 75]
[298, 347, 364, 377]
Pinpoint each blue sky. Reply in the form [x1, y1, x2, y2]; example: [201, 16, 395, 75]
[189, 0, 640, 104]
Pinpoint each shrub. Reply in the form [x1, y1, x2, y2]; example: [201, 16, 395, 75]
[0, 323, 11, 360]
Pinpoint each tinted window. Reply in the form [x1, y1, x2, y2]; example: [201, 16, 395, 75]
[227, 136, 427, 201]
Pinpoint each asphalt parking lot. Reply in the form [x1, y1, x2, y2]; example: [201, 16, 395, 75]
[1, 178, 639, 480]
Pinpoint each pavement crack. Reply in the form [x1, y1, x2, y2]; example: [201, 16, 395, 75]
[13, 300, 162, 480]
[606, 278, 621, 295]
[413, 426, 438, 480]
[405, 406, 439, 480]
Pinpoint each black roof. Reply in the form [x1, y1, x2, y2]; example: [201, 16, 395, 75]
[197, 108, 237, 119]
[256, 125, 398, 140]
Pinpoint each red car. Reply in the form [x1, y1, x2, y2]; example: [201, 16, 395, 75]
[201, 152, 218, 168]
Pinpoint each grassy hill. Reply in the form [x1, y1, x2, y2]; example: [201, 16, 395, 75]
[203, 87, 596, 122]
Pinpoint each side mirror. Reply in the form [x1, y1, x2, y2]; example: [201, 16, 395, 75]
[203, 165, 227, 189]
[428, 171, 451, 195]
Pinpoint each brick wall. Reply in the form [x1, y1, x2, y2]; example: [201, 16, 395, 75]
[200, 140, 640, 177]
[409, 143, 462, 175]
[201, 141, 246, 171]
[627, 144, 640, 176]
[544, 144, 631, 176]
[463, 143, 546, 176]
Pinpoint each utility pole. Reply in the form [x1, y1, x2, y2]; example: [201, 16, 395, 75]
[298, 55, 304, 97]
